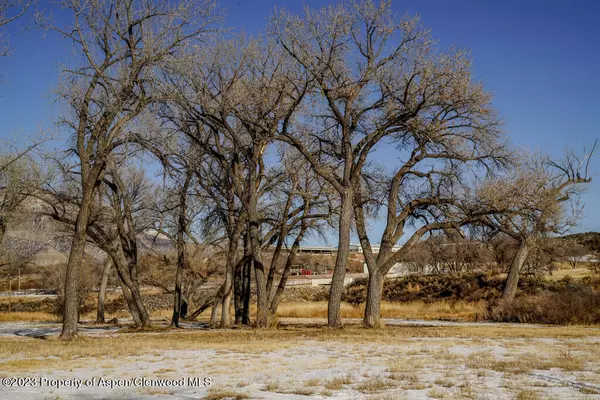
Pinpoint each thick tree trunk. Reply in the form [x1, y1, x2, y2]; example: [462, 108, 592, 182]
[221, 228, 241, 328]
[328, 189, 353, 328]
[220, 280, 232, 327]
[242, 257, 251, 325]
[111, 260, 142, 327]
[220, 281, 233, 328]
[171, 252, 184, 327]
[96, 257, 113, 323]
[110, 247, 150, 328]
[129, 263, 149, 327]
[234, 259, 244, 324]
[120, 279, 143, 327]
[363, 270, 384, 328]
[125, 269, 150, 327]
[502, 240, 530, 301]
[60, 185, 96, 340]
[0, 216, 8, 246]
[208, 283, 224, 327]
[251, 229, 268, 327]
[172, 170, 192, 328]
[209, 297, 220, 327]
[246, 158, 268, 327]
[235, 236, 251, 325]
[125, 252, 149, 328]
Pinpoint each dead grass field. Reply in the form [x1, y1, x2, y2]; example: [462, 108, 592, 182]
[548, 265, 595, 280]
[274, 300, 485, 321]
[1, 324, 600, 399]
[0, 299, 486, 324]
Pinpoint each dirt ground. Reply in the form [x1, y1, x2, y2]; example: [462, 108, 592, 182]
[0, 319, 599, 399]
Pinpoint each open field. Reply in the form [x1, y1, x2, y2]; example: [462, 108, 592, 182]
[1, 321, 600, 399]
[1, 272, 599, 399]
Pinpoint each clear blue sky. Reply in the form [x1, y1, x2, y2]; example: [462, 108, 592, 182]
[1, 0, 599, 239]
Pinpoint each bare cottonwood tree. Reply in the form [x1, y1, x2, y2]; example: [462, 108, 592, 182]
[272, 0, 505, 327]
[37, 0, 218, 339]
[163, 37, 309, 327]
[473, 147, 594, 300]
[159, 86, 246, 328]
[38, 162, 154, 328]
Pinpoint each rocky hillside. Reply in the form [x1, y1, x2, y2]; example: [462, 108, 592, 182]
[0, 196, 174, 272]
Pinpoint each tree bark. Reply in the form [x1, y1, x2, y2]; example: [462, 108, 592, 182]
[363, 270, 383, 328]
[209, 296, 220, 327]
[234, 257, 244, 324]
[96, 256, 113, 323]
[60, 182, 97, 340]
[110, 245, 150, 328]
[0, 216, 7, 247]
[328, 189, 352, 328]
[242, 256, 251, 325]
[502, 240, 530, 301]
[172, 170, 192, 328]
[246, 155, 268, 327]
[208, 282, 225, 328]
[121, 278, 143, 327]
[171, 249, 184, 327]
[250, 222, 268, 327]
[221, 227, 241, 328]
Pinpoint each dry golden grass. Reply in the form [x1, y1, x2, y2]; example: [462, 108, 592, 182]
[388, 358, 427, 373]
[355, 377, 396, 393]
[263, 381, 280, 392]
[553, 350, 586, 371]
[547, 266, 593, 280]
[0, 307, 177, 323]
[303, 377, 321, 386]
[515, 389, 542, 400]
[203, 388, 249, 400]
[465, 348, 590, 376]
[434, 377, 454, 388]
[275, 300, 485, 321]
[285, 387, 316, 396]
[427, 388, 449, 399]
[0, 311, 58, 322]
[325, 374, 354, 390]
[0, 299, 484, 324]
[579, 387, 600, 395]
[0, 296, 46, 303]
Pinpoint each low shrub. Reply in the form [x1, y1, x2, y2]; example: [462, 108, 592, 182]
[342, 273, 600, 307]
[343, 272, 555, 305]
[485, 287, 600, 325]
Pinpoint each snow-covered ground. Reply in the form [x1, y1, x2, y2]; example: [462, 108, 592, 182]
[1, 320, 600, 399]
